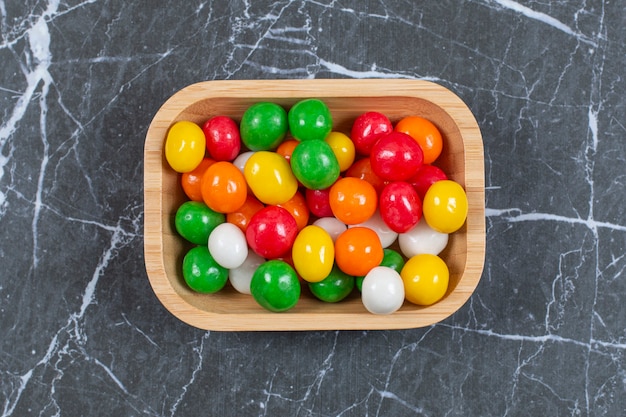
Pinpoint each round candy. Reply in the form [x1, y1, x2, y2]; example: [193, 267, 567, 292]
[325, 131, 355, 172]
[409, 164, 448, 200]
[312, 217, 347, 242]
[182, 246, 228, 294]
[208, 222, 248, 269]
[329, 177, 377, 225]
[395, 116, 443, 164]
[201, 161, 248, 213]
[345, 157, 387, 195]
[305, 187, 334, 218]
[181, 157, 215, 201]
[202, 115, 241, 161]
[291, 225, 335, 283]
[165, 121, 206, 173]
[351, 112, 393, 155]
[244, 151, 298, 205]
[288, 98, 332, 141]
[355, 248, 405, 292]
[308, 265, 355, 303]
[250, 260, 301, 312]
[401, 254, 449, 306]
[175, 201, 225, 245]
[398, 218, 449, 258]
[240, 102, 287, 151]
[233, 151, 254, 173]
[334, 227, 383, 276]
[370, 131, 424, 181]
[361, 266, 405, 315]
[229, 251, 265, 295]
[226, 194, 264, 232]
[379, 181, 422, 233]
[246, 206, 298, 259]
[422, 180, 468, 233]
[277, 191, 309, 231]
[349, 209, 398, 248]
[276, 139, 299, 162]
[291, 140, 340, 190]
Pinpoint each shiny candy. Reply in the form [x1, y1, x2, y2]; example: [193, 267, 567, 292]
[292, 225, 335, 283]
[361, 266, 405, 315]
[208, 222, 248, 269]
[182, 246, 229, 294]
[398, 218, 449, 258]
[246, 206, 298, 259]
[165, 121, 206, 173]
[229, 251, 265, 295]
[290, 140, 340, 190]
[250, 260, 301, 312]
[244, 151, 298, 205]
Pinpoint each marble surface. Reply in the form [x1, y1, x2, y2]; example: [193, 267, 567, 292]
[1, 1, 625, 416]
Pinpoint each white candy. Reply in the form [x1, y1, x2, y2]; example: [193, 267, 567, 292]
[361, 266, 405, 315]
[312, 217, 347, 242]
[232, 151, 255, 173]
[208, 223, 248, 269]
[399, 218, 448, 258]
[229, 251, 264, 294]
[349, 209, 398, 248]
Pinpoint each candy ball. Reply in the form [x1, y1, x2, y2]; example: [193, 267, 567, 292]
[351, 111, 393, 156]
[394, 116, 443, 164]
[422, 180, 468, 234]
[165, 121, 206, 173]
[409, 164, 448, 200]
[201, 161, 248, 213]
[292, 225, 335, 283]
[288, 98, 332, 141]
[175, 201, 225, 245]
[312, 217, 347, 242]
[305, 187, 334, 218]
[229, 251, 265, 295]
[250, 260, 301, 312]
[182, 246, 229, 294]
[181, 158, 215, 202]
[398, 218, 449, 258]
[308, 265, 355, 303]
[240, 102, 287, 151]
[370, 131, 424, 181]
[208, 222, 248, 269]
[361, 266, 405, 315]
[244, 151, 298, 205]
[291, 140, 340, 190]
[401, 254, 449, 306]
[246, 206, 298, 259]
[379, 181, 422, 233]
[325, 131, 355, 172]
[329, 177, 377, 225]
[334, 227, 383, 276]
[202, 115, 241, 161]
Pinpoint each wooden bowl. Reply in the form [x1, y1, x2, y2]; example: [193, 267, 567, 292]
[144, 79, 485, 331]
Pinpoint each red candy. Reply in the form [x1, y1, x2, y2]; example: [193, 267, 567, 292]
[202, 116, 241, 161]
[379, 181, 423, 233]
[409, 164, 448, 200]
[370, 131, 424, 182]
[246, 206, 298, 259]
[305, 187, 334, 218]
[350, 111, 393, 156]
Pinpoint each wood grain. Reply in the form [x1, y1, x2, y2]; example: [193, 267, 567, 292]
[144, 79, 485, 331]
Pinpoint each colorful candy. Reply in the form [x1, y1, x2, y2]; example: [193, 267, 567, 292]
[165, 100, 468, 315]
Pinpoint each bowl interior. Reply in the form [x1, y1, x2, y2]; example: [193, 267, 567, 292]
[145, 80, 484, 331]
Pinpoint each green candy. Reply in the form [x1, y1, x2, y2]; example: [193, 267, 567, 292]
[240, 102, 288, 151]
[290, 140, 340, 190]
[288, 98, 332, 141]
[308, 265, 355, 303]
[175, 201, 225, 245]
[182, 246, 229, 293]
[250, 260, 301, 312]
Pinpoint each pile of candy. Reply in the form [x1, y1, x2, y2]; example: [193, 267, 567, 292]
[164, 99, 468, 315]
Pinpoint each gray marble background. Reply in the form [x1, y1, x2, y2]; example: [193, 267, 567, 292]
[1, 1, 625, 416]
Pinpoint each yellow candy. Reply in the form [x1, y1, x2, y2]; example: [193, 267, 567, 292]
[325, 131, 355, 172]
[292, 225, 335, 283]
[243, 151, 298, 205]
[164, 121, 206, 173]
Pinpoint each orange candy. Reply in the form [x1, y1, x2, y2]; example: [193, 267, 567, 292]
[334, 227, 383, 276]
[201, 161, 247, 213]
[394, 116, 443, 164]
[345, 157, 387, 195]
[276, 139, 299, 162]
[227, 194, 264, 232]
[329, 177, 377, 225]
[277, 191, 310, 231]
[181, 158, 215, 201]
